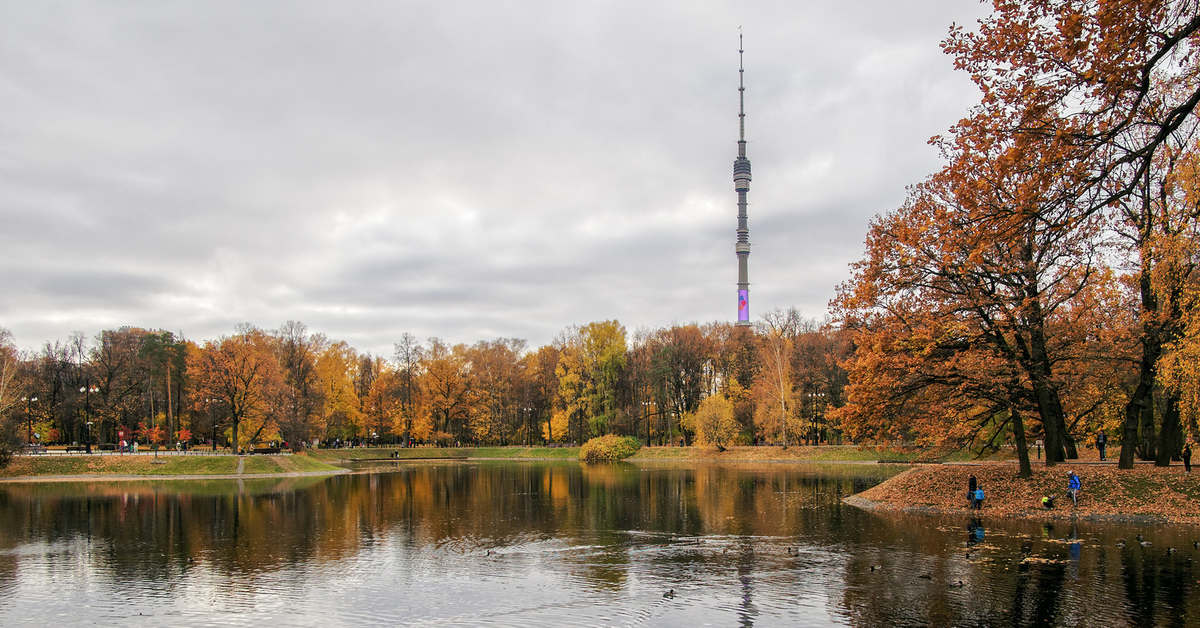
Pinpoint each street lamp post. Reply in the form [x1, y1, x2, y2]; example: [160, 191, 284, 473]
[79, 382, 98, 450]
[22, 397, 38, 446]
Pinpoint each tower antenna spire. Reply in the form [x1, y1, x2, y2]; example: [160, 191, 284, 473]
[733, 30, 752, 326]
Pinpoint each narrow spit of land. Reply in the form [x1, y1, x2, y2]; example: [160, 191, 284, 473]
[847, 459, 1200, 526]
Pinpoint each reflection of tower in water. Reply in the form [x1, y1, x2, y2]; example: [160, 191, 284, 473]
[734, 33, 752, 327]
[737, 542, 759, 627]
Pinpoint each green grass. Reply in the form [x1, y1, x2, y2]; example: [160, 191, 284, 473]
[1, 453, 342, 478]
[242, 456, 284, 474]
[303, 447, 469, 462]
[140, 456, 241, 475]
[284, 454, 347, 472]
[302, 446, 583, 461]
[471, 447, 581, 459]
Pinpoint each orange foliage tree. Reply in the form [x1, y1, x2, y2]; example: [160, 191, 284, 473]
[187, 326, 284, 454]
[942, 0, 1200, 469]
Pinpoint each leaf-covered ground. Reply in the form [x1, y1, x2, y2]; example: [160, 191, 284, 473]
[855, 460, 1200, 524]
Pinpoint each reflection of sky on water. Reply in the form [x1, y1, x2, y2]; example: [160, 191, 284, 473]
[0, 463, 1196, 626]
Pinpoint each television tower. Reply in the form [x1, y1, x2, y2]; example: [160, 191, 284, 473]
[733, 33, 752, 326]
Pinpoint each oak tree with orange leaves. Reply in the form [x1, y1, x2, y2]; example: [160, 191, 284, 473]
[943, 0, 1200, 469]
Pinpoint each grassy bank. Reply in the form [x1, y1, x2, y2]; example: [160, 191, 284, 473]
[851, 462, 1200, 525]
[0, 453, 341, 478]
[298, 444, 998, 463]
[0, 443, 1006, 479]
[303, 444, 897, 463]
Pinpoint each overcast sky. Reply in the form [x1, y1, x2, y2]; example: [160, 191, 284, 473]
[1, 0, 990, 356]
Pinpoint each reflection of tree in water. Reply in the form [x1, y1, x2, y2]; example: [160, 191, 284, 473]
[1121, 540, 1196, 626]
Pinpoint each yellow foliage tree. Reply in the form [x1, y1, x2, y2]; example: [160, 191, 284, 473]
[682, 393, 739, 449]
[316, 340, 364, 442]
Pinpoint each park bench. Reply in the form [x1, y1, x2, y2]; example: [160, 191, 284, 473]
[64, 446, 87, 453]
[252, 447, 282, 454]
[21, 445, 48, 454]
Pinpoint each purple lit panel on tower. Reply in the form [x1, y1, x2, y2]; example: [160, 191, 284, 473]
[738, 290, 749, 321]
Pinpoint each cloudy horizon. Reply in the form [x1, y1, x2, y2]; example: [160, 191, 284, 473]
[1, 0, 990, 356]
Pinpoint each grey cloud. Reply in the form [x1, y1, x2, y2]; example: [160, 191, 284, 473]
[0, 0, 990, 355]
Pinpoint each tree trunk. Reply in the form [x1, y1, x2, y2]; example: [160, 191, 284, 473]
[1058, 410, 1078, 459]
[1118, 384, 1144, 469]
[165, 362, 173, 444]
[1018, 239, 1066, 466]
[1156, 393, 1183, 467]
[1139, 394, 1158, 461]
[1012, 406, 1032, 479]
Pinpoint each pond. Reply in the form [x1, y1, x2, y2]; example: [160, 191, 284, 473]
[0, 461, 1196, 627]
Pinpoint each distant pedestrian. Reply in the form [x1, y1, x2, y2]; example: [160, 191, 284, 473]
[1096, 432, 1107, 461]
[1184, 443, 1192, 474]
[967, 474, 978, 506]
[1036, 439, 1043, 460]
[1067, 471, 1081, 506]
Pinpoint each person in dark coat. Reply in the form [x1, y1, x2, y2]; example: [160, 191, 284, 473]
[1096, 432, 1107, 461]
[967, 474, 978, 507]
[1184, 443, 1192, 474]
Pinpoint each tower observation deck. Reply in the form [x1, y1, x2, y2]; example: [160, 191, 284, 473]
[734, 34, 752, 326]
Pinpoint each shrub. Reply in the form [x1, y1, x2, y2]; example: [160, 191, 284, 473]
[580, 435, 641, 463]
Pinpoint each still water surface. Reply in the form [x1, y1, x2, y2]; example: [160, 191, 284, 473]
[0, 461, 1196, 627]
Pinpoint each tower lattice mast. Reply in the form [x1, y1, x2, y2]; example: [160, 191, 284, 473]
[733, 33, 752, 326]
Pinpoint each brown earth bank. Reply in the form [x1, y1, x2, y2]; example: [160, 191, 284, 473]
[848, 462, 1200, 525]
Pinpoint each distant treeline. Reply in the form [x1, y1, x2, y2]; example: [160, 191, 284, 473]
[0, 310, 847, 453]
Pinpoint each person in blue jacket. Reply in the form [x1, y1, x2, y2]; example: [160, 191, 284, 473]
[1067, 471, 1081, 506]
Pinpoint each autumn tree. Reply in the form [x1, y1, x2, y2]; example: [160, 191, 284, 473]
[651, 324, 712, 444]
[271, 321, 325, 449]
[709, 322, 761, 441]
[554, 321, 627, 442]
[392, 333, 424, 444]
[0, 328, 24, 464]
[942, 0, 1200, 469]
[188, 326, 285, 454]
[755, 308, 805, 447]
[362, 355, 398, 442]
[833, 152, 1118, 477]
[620, 328, 664, 444]
[683, 392, 739, 450]
[139, 331, 185, 442]
[792, 321, 851, 445]
[527, 344, 560, 444]
[316, 340, 364, 442]
[467, 338, 529, 445]
[421, 338, 476, 445]
[1155, 147, 1200, 445]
